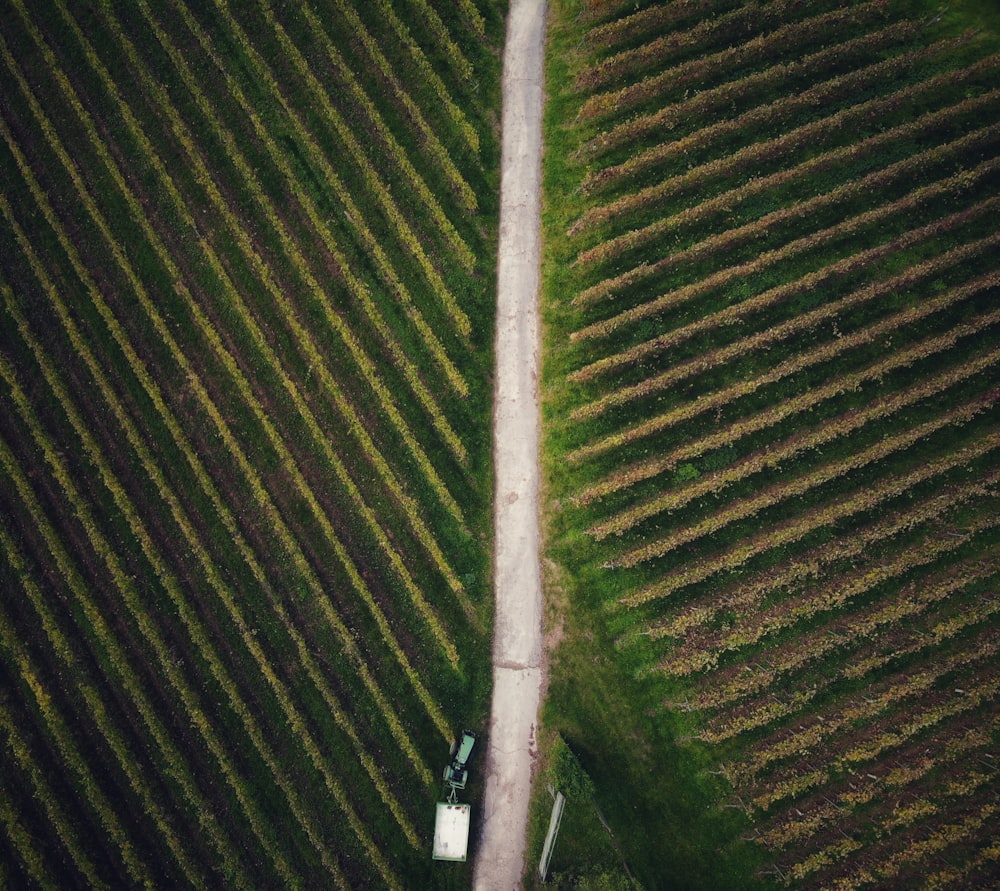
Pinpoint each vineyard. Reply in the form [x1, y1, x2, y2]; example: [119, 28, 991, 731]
[540, 0, 999, 887]
[0, 0, 502, 887]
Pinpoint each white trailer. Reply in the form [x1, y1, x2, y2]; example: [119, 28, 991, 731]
[432, 802, 471, 862]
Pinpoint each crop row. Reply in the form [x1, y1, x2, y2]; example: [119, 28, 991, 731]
[0, 385, 311, 885]
[320, 0, 478, 206]
[4, 62, 443, 856]
[752, 686, 1000, 856]
[570, 84, 999, 252]
[0, 281, 399, 882]
[581, 43, 994, 200]
[682, 540, 999, 711]
[607, 389, 996, 562]
[0, 486, 254, 887]
[62, 0, 472, 616]
[578, 6, 913, 121]
[4, 274, 426, 851]
[125, 0, 475, 543]
[693, 537, 1000, 740]
[401, 0, 474, 81]
[157, 0, 473, 398]
[580, 12, 914, 160]
[284, 0, 476, 213]
[208, 0, 475, 338]
[148, 0, 472, 414]
[0, 0, 498, 884]
[546, 2, 1000, 885]
[0, 94, 448, 802]
[0, 710, 75, 891]
[575, 0, 825, 93]
[147, 0, 473, 618]
[115, 0, 472, 580]
[341, 0, 480, 153]
[622, 426, 1000, 605]
[800, 761, 995, 862]
[568, 188, 1000, 394]
[802, 796, 998, 890]
[570, 256, 1000, 474]
[0, 613, 162, 889]
[574, 109, 997, 282]
[757, 723, 991, 850]
[457, 0, 488, 40]
[573, 240, 999, 440]
[583, 0, 742, 53]
[736, 667, 999, 818]
[729, 638, 1000, 794]
[757, 725, 996, 885]
[589, 339, 1000, 540]
[692, 570, 1000, 728]
[2, 139, 412, 889]
[650, 467, 1000, 646]
[1, 15, 457, 745]
[922, 836, 1000, 891]
[577, 272, 1000, 513]
[628, 393, 996, 584]
[843, 584, 1000, 681]
[783, 779, 995, 884]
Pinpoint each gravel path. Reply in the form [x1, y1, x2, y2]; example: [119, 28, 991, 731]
[472, 0, 547, 888]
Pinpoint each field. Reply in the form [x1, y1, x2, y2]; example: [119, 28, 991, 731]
[537, 0, 1000, 888]
[0, 0, 503, 887]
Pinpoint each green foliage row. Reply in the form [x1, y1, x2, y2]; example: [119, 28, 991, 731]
[537, 0, 1000, 887]
[0, 0, 502, 885]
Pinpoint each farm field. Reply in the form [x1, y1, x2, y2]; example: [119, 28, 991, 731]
[537, 0, 1000, 888]
[0, 0, 503, 887]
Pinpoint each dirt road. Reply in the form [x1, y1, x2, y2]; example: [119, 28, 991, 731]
[472, 0, 547, 888]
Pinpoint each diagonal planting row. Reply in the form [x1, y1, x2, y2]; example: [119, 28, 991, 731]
[570, 82, 1000, 252]
[318, 0, 478, 204]
[82, 0, 473, 622]
[575, 0, 846, 93]
[0, 456, 254, 887]
[672, 520, 1000, 708]
[589, 336, 1000, 539]
[576, 275, 1000, 512]
[170, 0, 473, 403]
[205, 0, 474, 340]
[5, 0, 443, 758]
[572, 139, 1000, 358]
[691, 516, 1000, 737]
[0, 381, 322, 886]
[578, 8, 918, 162]
[269, 0, 477, 214]
[580, 36, 988, 196]
[578, 4, 913, 121]
[0, 0, 500, 885]
[352, 0, 481, 154]
[545, 2, 1000, 883]
[0, 15, 452, 744]
[568, 206, 1000, 468]
[0, 221, 397, 885]
[649, 470, 1000, 653]
[2, 273, 424, 850]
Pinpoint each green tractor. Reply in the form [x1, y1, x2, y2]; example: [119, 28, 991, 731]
[442, 729, 478, 801]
